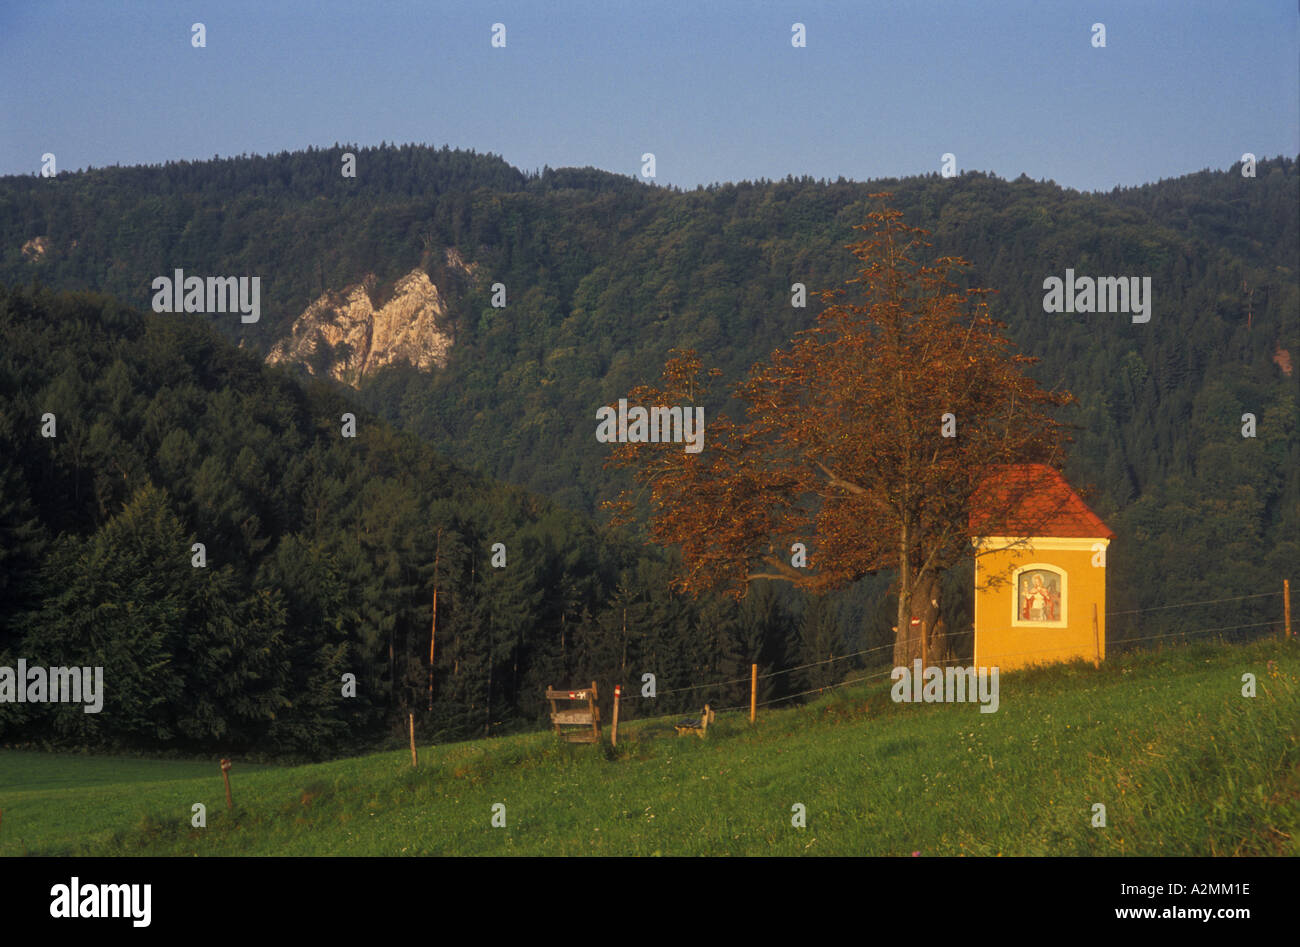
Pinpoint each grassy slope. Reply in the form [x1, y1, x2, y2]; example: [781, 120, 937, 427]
[2, 639, 1296, 857]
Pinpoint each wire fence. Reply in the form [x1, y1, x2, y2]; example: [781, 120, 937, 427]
[604, 587, 1291, 728]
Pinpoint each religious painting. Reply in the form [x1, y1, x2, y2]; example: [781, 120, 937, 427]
[1017, 569, 1062, 623]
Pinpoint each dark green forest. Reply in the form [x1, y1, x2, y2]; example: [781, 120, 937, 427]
[0, 287, 819, 755]
[1, 144, 1296, 756]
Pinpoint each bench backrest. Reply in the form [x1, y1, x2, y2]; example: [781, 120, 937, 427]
[546, 681, 601, 744]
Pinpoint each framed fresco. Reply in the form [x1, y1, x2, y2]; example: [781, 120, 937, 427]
[1011, 565, 1067, 628]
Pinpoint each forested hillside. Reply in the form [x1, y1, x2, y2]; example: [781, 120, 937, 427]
[1, 146, 1296, 753]
[0, 287, 819, 756]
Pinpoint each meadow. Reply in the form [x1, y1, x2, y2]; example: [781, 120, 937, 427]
[1, 638, 1295, 857]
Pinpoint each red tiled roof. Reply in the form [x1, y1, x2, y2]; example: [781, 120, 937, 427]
[970, 463, 1115, 539]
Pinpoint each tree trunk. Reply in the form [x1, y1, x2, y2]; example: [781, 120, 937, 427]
[929, 611, 953, 667]
[895, 522, 914, 668]
[893, 569, 944, 668]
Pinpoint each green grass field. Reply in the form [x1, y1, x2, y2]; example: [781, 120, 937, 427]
[2, 638, 1296, 856]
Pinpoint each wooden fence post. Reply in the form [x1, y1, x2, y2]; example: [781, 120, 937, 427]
[429, 529, 440, 711]
[750, 663, 757, 724]
[1092, 603, 1101, 668]
[1285, 579, 1292, 639]
[611, 685, 621, 747]
[220, 759, 233, 811]
[409, 713, 418, 768]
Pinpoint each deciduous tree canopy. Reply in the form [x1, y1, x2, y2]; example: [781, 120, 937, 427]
[607, 200, 1077, 663]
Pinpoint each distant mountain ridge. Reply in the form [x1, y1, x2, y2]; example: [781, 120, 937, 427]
[1, 145, 1296, 632]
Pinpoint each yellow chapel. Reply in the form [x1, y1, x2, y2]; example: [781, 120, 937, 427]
[970, 464, 1115, 672]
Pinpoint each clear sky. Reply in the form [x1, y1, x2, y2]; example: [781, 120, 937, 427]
[1, 0, 1296, 191]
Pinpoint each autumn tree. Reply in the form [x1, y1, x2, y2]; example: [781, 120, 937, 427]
[604, 197, 1075, 665]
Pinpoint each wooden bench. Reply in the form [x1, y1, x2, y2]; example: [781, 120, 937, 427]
[674, 704, 715, 738]
[546, 681, 601, 744]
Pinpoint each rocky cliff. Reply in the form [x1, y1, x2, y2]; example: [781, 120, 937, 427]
[266, 267, 453, 387]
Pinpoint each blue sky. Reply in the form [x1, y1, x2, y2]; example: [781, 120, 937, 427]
[2, 0, 1296, 190]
